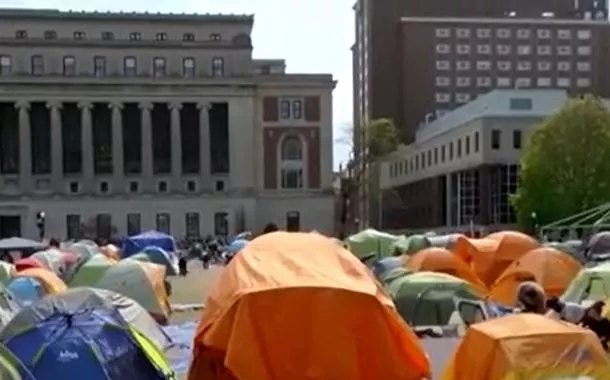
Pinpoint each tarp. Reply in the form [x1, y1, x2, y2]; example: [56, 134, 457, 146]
[122, 231, 177, 257]
[382, 271, 483, 327]
[405, 247, 487, 294]
[344, 228, 399, 259]
[0, 238, 45, 252]
[14, 268, 66, 295]
[189, 231, 430, 380]
[0, 289, 173, 380]
[443, 313, 610, 379]
[562, 262, 610, 302]
[94, 259, 170, 324]
[68, 254, 116, 287]
[491, 247, 582, 305]
[454, 231, 540, 286]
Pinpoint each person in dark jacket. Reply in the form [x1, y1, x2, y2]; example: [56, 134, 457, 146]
[262, 223, 278, 234]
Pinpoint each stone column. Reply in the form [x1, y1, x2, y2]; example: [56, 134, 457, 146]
[139, 102, 154, 191]
[16, 101, 32, 192]
[109, 102, 124, 190]
[197, 102, 210, 191]
[169, 102, 182, 191]
[47, 101, 63, 190]
[78, 101, 94, 191]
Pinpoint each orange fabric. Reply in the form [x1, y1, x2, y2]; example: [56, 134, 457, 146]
[490, 248, 583, 305]
[15, 268, 67, 294]
[101, 244, 121, 260]
[188, 231, 430, 380]
[15, 257, 44, 272]
[139, 261, 171, 321]
[454, 231, 540, 286]
[443, 313, 610, 380]
[405, 247, 488, 294]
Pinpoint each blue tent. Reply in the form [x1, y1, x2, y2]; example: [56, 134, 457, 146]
[372, 257, 403, 279]
[227, 239, 248, 254]
[0, 290, 173, 380]
[7, 278, 43, 306]
[122, 231, 177, 257]
[142, 246, 179, 276]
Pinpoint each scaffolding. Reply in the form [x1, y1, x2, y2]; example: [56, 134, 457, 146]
[540, 202, 610, 240]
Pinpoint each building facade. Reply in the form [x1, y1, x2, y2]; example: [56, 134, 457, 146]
[379, 89, 571, 232]
[0, 9, 336, 239]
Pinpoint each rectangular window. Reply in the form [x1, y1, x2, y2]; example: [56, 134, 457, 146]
[15, 30, 27, 39]
[286, 211, 300, 231]
[96, 214, 112, 240]
[435, 28, 450, 37]
[66, 214, 81, 240]
[279, 99, 291, 119]
[94, 56, 106, 77]
[31, 55, 44, 75]
[474, 131, 480, 152]
[491, 129, 501, 150]
[183, 33, 195, 41]
[156, 32, 167, 41]
[73, 31, 86, 40]
[211, 57, 224, 76]
[457, 138, 462, 157]
[126, 213, 141, 236]
[0, 55, 11, 76]
[441, 145, 446, 162]
[101, 31, 114, 40]
[465, 135, 470, 155]
[185, 212, 200, 238]
[44, 30, 57, 39]
[214, 212, 229, 236]
[292, 100, 303, 119]
[513, 130, 522, 149]
[124, 56, 137, 76]
[153, 57, 166, 77]
[63, 56, 76, 76]
[129, 32, 141, 41]
[449, 141, 454, 160]
[183, 57, 195, 77]
[156, 213, 171, 234]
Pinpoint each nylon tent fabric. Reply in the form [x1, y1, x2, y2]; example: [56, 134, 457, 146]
[0, 262, 15, 285]
[188, 231, 431, 380]
[344, 228, 399, 259]
[130, 252, 152, 262]
[122, 230, 177, 257]
[68, 242, 98, 262]
[586, 231, 610, 256]
[544, 240, 586, 263]
[0, 342, 34, 380]
[382, 271, 483, 327]
[372, 257, 404, 279]
[14, 257, 43, 272]
[0, 238, 45, 251]
[561, 262, 610, 303]
[94, 259, 170, 325]
[442, 313, 610, 380]
[142, 246, 178, 276]
[454, 231, 540, 287]
[68, 254, 116, 287]
[0, 282, 21, 327]
[427, 233, 465, 250]
[490, 247, 582, 305]
[14, 268, 66, 295]
[390, 235, 431, 255]
[0, 291, 173, 380]
[405, 247, 488, 294]
[101, 244, 121, 260]
[8, 277, 43, 306]
[31, 249, 77, 280]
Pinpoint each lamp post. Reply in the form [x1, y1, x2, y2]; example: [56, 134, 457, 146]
[36, 211, 46, 240]
[530, 211, 538, 237]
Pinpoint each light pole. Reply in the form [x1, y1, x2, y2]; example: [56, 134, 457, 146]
[530, 211, 538, 237]
[36, 211, 46, 240]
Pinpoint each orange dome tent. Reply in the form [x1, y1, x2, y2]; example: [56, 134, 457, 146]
[454, 231, 540, 286]
[442, 313, 609, 380]
[188, 231, 430, 380]
[405, 247, 488, 294]
[490, 247, 582, 305]
[14, 268, 67, 295]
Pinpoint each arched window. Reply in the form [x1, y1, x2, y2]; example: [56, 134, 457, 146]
[280, 136, 304, 189]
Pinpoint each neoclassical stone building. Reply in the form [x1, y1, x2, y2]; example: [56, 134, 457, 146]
[0, 9, 336, 239]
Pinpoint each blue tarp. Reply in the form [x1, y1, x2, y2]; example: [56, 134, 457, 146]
[122, 231, 177, 257]
[227, 239, 248, 254]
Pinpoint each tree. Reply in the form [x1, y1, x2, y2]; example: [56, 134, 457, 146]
[364, 118, 400, 158]
[511, 95, 610, 229]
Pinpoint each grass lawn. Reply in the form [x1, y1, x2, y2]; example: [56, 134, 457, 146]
[169, 260, 223, 324]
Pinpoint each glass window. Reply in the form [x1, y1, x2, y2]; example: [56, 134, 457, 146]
[156, 32, 167, 41]
[465, 135, 470, 155]
[537, 29, 551, 39]
[15, 30, 27, 39]
[477, 44, 491, 54]
[124, 57, 137, 76]
[537, 46, 551, 55]
[211, 57, 224, 76]
[513, 130, 522, 149]
[66, 214, 81, 240]
[435, 44, 450, 54]
[126, 213, 141, 236]
[101, 31, 114, 40]
[435, 28, 450, 37]
[63, 56, 76, 76]
[557, 29, 572, 39]
[94, 56, 106, 77]
[491, 129, 501, 150]
[517, 29, 531, 38]
[156, 213, 171, 234]
[96, 214, 112, 239]
[183, 57, 195, 77]
[577, 46, 592, 56]
[286, 211, 300, 231]
[153, 57, 166, 77]
[210, 33, 222, 41]
[456, 61, 471, 70]
[577, 30, 591, 39]
[183, 33, 195, 41]
[280, 99, 291, 119]
[496, 29, 511, 38]
[456, 28, 470, 38]
[436, 76, 451, 86]
[292, 100, 303, 119]
[474, 131, 480, 152]
[517, 45, 532, 55]
[129, 32, 141, 41]
[44, 30, 57, 39]
[31, 55, 44, 75]
[185, 212, 200, 238]
[0, 55, 11, 76]
[74, 31, 86, 40]
[436, 60, 450, 70]
[476, 61, 491, 70]
[477, 28, 491, 38]
[214, 212, 229, 236]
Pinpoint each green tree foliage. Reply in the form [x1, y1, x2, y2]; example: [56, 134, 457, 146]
[364, 118, 400, 159]
[512, 95, 610, 228]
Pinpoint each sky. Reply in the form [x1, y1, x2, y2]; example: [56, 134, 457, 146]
[1, 0, 355, 170]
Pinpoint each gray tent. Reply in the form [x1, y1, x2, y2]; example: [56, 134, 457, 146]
[0, 237, 45, 252]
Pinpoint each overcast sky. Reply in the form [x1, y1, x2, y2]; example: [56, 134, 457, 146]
[1, 0, 354, 169]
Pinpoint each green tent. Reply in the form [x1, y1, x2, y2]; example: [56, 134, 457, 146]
[0, 342, 33, 379]
[68, 254, 115, 287]
[390, 235, 431, 255]
[0, 262, 14, 286]
[561, 262, 610, 302]
[382, 270, 481, 327]
[344, 229, 399, 259]
[544, 241, 586, 264]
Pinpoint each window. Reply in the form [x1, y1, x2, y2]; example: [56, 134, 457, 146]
[537, 77, 551, 87]
[158, 181, 168, 193]
[213, 212, 229, 236]
[537, 61, 551, 71]
[185, 212, 200, 237]
[456, 28, 470, 38]
[435, 93, 450, 102]
[74, 31, 86, 40]
[577, 30, 592, 40]
[491, 129, 501, 150]
[441, 145, 446, 162]
[557, 29, 572, 39]
[513, 130, 522, 149]
[0, 56, 11, 76]
[186, 180, 197, 192]
[292, 100, 303, 119]
[577, 77, 591, 88]
[434, 147, 438, 164]
[15, 30, 27, 39]
[211, 57, 224, 76]
[435, 44, 450, 54]
[474, 131, 480, 152]
[477, 28, 491, 38]
[128, 181, 139, 193]
[465, 135, 470, 154]
[156, 213, 171, 234]
[435, 76, 450, 86]
[476, 61, 491, 70]
[69, 181, 80, 194]
[517, 61, 531, 71]
[496, 45, 510, 55]
[497, 77, 511, 87]
[537, 29, 551, 39]
[183, 33, 195, 41]
[215, 180, 224, 192]
[66, 214, 81, 240]
[96, 214, 112, 239]
[456, 45, 470, 54]
[280, 99, 291, 119]
[94, 56, 106, 77]
[183, 57, 195, 77]
[101, 31, 114, 40]
[517, 29, 531, 38]
[577, 62, 591, 72]
[457, 138, 462, 157]
[557, 46, 572, 55]
[210, 33, 222, 41]
[44, 30, 57, 39]
[124, 57, 137, 76]
[153, 57, 166, 77]
[557, 61, 571, 71]
[127, 214, 141, 236]
[280, 136, 304, 189]
[286, 211, 300, 231]
[477, 77, 491, 87]
[515, 77, 531, 88]
[557, 77, 571, 87]
[496, 29, 511, 38]
[537, 46, 551, 55]
[477, 44, 491, 54]
[449, 141, 454, 160]
[31, 55, 44, 75]
[436, 60, 450, 70]
[456, 61, 471, 71]
[63, 56, 76, 76]
[156, 32, 167, 41]
[129, 32, 141, 41]
[497, 61, 511, 71]
[517, 45, 531, 55]
[577, 46, 591, 56]
[99, 181, 109, 194]
[456, 77, 471, 87]
[456, 93, 471, 103]
[435, 28, 450, 37]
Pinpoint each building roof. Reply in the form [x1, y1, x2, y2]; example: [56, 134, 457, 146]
[415, 89, 569, 142]
[400, 16, 610, 26]
[0, 8, 253, 23]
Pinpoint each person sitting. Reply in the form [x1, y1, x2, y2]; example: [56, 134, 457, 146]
[545, 296, 587, 324]
[579, 300, 610, 350]
[515, 281, 546, 314]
